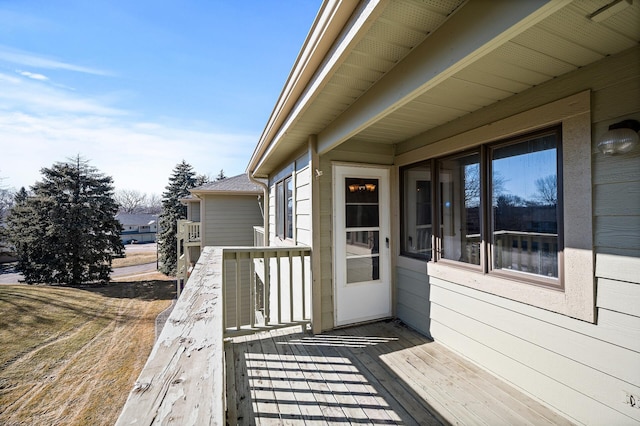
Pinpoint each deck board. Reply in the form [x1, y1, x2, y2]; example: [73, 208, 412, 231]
[228, 320, 574, 425]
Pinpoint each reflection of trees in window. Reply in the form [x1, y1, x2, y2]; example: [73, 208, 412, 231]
[400, 126, 561, 283]
[491, 132, 559, 278]
[535, 174, 557, 206]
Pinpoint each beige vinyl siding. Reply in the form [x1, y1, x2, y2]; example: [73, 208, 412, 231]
[318, 140, 395, 331]
[264, 158, 313, 324]
[395, 261, 431, 337]
[295, 165, 312, 246]
[395, 46, 640, 424]
[201, 195, 262, 247]
[201, 194, 263, 326]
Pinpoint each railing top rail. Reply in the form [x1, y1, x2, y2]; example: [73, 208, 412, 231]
[492, 230, 558, 237]
[221, 245, 311, 254]
[116, 247, 225, 425]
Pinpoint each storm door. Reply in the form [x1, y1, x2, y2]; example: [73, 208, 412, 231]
[333, 164, 391, 327]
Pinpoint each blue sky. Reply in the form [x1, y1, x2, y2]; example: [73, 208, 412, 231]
[0, 0, 321, 195]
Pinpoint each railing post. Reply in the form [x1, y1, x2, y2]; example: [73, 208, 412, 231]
[222, 249, 227, 333]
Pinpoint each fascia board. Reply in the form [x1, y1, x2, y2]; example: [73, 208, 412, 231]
[247, 0, 362, 175]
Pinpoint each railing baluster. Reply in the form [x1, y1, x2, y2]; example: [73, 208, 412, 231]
[300, 251, 306, 321]
[235, 252, 240, 331]
[276, 252, 282, 325]
[250, 251, 255, 328]
[264, 251, 270, 325]
[289, 251, 294, 323]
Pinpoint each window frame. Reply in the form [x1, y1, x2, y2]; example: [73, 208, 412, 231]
[400, 126, 564, 288]
[275, 175, 294, 240]
[485, 126, 564, 288]
[395, 91, 594, 323]
[400, 160, 435, 261]
[434, 148, 485, 273]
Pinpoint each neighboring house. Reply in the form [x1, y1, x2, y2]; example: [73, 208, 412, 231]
[176, 174, 264, 316]
[115, 213, 158, 244]
[243, 0, 640, 424]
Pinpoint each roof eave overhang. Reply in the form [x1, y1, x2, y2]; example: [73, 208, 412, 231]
[247, 0, 574, 179]
[315, 0, 570, 155]
[247, 0, 366, 178]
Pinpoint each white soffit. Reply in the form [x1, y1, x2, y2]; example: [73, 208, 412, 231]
[330, 0, 640, 149]
[254, 0, 640, 174]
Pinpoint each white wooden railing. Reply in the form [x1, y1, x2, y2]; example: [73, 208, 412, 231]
[117, 244, 312, 424]
[222, 245, 311, 336]
[177, 219, 201, 244]
[116, 247, 225, 425]
[176, 220, 202, 295]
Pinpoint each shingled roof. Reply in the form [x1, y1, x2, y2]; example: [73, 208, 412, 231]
[190, 173, 263, 195]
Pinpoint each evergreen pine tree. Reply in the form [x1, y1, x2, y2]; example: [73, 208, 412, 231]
[158, 161, 196, 275]
[215, 169, 227, 181]
[7, 157, 123, 285]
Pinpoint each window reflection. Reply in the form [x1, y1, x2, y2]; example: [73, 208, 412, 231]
[491, 134, 559, 277]
[286, 177, 293, 239]
[439, 152, 481, 265]
[346, 231, 379, 283]
[401, 162, 432, 260]
[345, 178, 380, 283]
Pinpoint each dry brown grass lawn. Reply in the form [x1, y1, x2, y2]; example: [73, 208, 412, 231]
[111, 251, 157, 268]
[0, 279, 175, 425]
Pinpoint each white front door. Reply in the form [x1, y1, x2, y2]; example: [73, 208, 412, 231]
[333, 164, 391, 327]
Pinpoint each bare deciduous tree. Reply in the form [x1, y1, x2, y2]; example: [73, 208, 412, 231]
[535, 174, 557, 205]
[115, 189, 147, 214]
[145, 193, 162, 214]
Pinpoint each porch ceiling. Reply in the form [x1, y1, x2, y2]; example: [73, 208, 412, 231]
[251, 0, 640, 176]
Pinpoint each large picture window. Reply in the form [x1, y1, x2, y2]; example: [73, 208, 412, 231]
[490, 131, 561, 279]
[400, 126, 562, 287]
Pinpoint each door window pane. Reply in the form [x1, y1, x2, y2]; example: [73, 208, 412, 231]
[345, 178, 379, 228]
[346, 231, 379, 283]
[345, 177, 380, 284]
[438, 152, 481, 265]
[401, 162, 432, 260]
[491, 134, 559, 278]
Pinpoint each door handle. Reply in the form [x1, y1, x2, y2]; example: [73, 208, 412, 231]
[385, 237, 389, 248]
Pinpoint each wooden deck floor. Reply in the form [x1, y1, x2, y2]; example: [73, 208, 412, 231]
[225, 320, 573, 425]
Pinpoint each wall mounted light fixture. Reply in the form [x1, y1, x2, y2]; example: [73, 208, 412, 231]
[597, 119, 640, 155]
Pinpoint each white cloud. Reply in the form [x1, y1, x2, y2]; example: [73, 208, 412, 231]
[0, 45, 112, 76]
[0, 48, 255, 195]
[0, 71, 124, 116]
[0, 112, 256, 195]
[17, 70, 48, 81]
